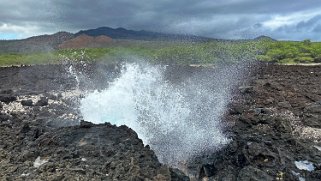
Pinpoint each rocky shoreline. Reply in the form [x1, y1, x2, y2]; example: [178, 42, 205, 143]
[0, 63, 320, 180]
[186, 64, 321, 180]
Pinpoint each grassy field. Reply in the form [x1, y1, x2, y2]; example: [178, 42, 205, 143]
[0, 39, 321, 66]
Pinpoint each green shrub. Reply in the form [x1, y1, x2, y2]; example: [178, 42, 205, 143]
[294, 56, 314, 63]
[279, 58, 296, 64]
[256, 55, 272, 62]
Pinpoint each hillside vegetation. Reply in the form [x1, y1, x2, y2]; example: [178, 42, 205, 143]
[257, 39, 321, 64]
[1, 39, 321, 66]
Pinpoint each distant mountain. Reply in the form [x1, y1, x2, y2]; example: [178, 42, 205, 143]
[76, 27, 212, 41]
[58, 34, 112, 49]
[25, 31, 74, 44]
[0, 26, 277, 53]
[0, 32, 74, 53]
[254, 35, 276, 41]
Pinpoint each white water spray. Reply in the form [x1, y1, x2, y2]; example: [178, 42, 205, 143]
[68, 65, 80, 88]
[80, 62, 240, 165]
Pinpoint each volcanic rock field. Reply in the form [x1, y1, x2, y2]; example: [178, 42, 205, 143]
[0, 63, 320, 180]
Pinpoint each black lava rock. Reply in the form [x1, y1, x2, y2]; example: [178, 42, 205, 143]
[79, 120, 94, 128]
[0, 95, 17, 103]
[0, 113, 10, 122]
[20, 123, 31, 134]
[35, 97, 48, 106]
[21, 99, 33, 106]
[0, 89, 13, 94]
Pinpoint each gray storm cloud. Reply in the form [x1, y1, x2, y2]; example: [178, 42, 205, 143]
[0, 0, 321, 40]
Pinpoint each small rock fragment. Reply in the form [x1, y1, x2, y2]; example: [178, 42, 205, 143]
[314, 145, 321, 151]
[229, 104, 244, 115]
[21, 99, 33, 106]
[33, 156, 48, 168]
[239, 86, 254, 94]
[80, 120, 94, 128]
[294, 160, 315, 172]
[278, 101, 292, 109]
[21, 173, 30, 177]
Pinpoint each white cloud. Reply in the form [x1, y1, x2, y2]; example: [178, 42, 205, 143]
[0, 23, 60, 39]
[262, 8, 321, 30]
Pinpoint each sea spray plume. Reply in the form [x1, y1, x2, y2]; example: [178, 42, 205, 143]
[80, 62, 243, 165]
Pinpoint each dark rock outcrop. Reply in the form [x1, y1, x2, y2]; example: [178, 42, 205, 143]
[21, 99, 33, 106]
[35, 97, 48, 106]
[186, 64, 321, 181]
[0, 95, 17, 103]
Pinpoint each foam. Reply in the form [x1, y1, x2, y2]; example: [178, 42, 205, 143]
[80, 62, 240, 165]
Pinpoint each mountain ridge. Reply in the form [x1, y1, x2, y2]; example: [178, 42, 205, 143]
[75, 26, 214, 41]
[0, 27, 275, 53]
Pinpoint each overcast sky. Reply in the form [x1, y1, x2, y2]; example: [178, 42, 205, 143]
[1, 0, 321, 40]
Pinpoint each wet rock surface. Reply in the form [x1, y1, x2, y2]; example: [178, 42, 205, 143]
[0, 63, 188, 181]
[1, 119, 187, 180]
[0, 63, 321, 180]
[186, 64, 321, 181]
